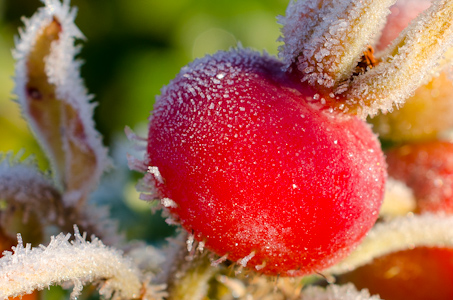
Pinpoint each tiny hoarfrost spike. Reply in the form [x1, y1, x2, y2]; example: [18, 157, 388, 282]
[146, 48, 386, 276]
[13, 0, 110, 206]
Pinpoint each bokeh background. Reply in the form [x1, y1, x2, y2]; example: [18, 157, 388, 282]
[0, 0, 288, 244]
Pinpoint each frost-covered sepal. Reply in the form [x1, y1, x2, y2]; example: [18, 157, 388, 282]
[279, 0, 395, 88]
[347, 0, 453, 118]
[13, 0, 110, 207]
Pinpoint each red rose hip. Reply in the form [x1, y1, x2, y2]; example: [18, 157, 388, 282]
[386, 141, 453, 214]
[339, 247, 453, 300]
[146, 49, 386, 276]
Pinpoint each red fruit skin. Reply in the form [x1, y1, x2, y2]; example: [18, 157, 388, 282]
[147, 49, 386, 276]
[387, 141, 453, 213]
[339, 247, 453, 300]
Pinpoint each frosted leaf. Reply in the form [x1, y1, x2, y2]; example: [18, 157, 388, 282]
[0, 227, 142, 300]
[326, 214, 453, 274]
[13, 0, 111, 207]
[0, 152, 62, 225]
[279, 0, 395, 87]
[379, 177, 416, 217]
[347, 0, 453, 118]
[301, 284, 382, 300]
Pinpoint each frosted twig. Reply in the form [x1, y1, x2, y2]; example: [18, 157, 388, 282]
[347, 0, 453, 118]
[0, 227, 142, 300]
[301, 283, 382, 300]
[279, 0, 396, 87]
[326, 214, 453, 275]
[13, 0, 111, 207]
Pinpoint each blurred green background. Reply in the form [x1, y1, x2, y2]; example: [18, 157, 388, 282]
[0, 0, 288, 243]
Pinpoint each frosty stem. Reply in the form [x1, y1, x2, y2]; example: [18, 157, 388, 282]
[326, 214, 453, 275]
[0, 229, 142, 300]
